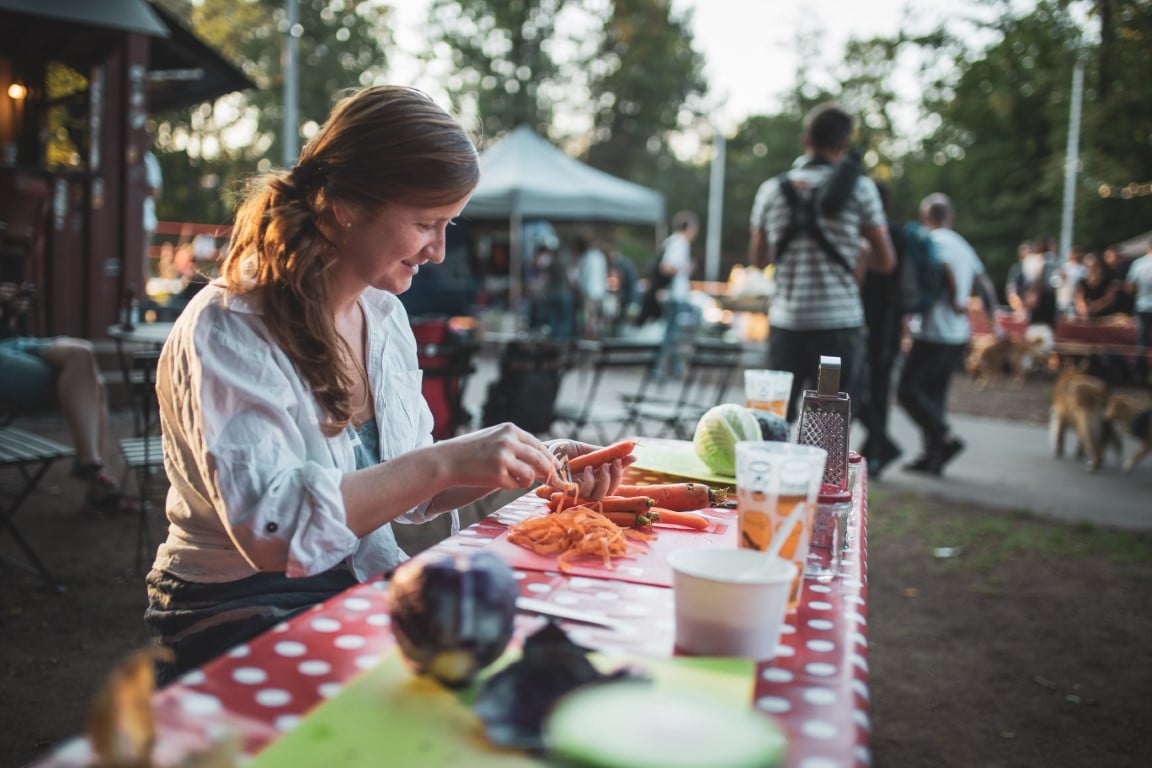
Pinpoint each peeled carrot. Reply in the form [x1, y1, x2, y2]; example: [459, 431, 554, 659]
[566, 440, 637, 473]
[650, 507, 711, 530]
[611, 483, 725, 511]
[547, 494, 652, 515]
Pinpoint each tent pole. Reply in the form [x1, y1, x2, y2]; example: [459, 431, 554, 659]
[1058, 57, 1084, 264]
[282, 0, 299, 167]
[509, 201, 523, 328]
[705, 130, 725, 283]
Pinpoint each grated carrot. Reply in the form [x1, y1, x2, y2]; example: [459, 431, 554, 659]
[507, 506, 646, 570]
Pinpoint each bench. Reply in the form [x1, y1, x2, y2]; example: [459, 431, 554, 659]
[971, 308, 1148, 384]
[1049, 317, 1148, 384]
[0, 426, 75, 592]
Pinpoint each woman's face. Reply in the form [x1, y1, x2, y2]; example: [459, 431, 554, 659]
[1085, 256, 1104, 281]
[335, 196, 471, 295]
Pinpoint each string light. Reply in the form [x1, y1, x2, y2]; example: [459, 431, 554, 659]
[1097, 181, 1152, 199]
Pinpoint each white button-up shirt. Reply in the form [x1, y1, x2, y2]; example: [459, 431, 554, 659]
[152, 282, 446, 584]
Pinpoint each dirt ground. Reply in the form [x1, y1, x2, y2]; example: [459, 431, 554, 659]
[3, 369, 1151, 767]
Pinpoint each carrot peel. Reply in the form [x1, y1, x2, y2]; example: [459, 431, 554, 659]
[507, 507, 646, 569]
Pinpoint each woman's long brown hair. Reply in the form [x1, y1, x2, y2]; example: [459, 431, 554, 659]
[221, 86, 479, 435]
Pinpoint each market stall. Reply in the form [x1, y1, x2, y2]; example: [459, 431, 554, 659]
[32, 447, 871, 768]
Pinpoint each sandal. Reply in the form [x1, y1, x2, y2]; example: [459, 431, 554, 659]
[77, 464, 123, 513]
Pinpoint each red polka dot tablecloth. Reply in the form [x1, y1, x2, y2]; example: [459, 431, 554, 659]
[33, 465, 870, 768]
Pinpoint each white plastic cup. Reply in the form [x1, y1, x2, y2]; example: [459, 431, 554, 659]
[744, 369, 793, 419]
[667, 547, 797, 659]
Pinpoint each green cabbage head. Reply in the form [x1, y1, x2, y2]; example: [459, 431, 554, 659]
[692, 403, 762, 476]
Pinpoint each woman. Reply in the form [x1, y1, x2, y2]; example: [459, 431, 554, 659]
[1074, 252, 1123, 319]
[145, 86, 629, 683]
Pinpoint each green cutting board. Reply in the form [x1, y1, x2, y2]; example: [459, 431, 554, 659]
[249, 649, 753, 767]
[631, 439, 736, 486]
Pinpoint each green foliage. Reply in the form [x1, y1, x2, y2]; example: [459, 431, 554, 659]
[1075, 0, 1152, 251]
[427, 0, 567, 141]
[912, 3, 1084, 281]
[910, 0, 1152, 284]
[150, 0, 1152, 289]
[721, 114, 805, 268]
[150, 0, 392, 224]
[583, 0, 709, 187]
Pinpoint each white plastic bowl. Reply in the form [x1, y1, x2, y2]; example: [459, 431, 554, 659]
[667, 547, 796, 659]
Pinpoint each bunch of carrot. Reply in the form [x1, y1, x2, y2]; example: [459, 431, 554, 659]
[543, 493, 711, 531]
[537, 439, 720, 531]
[538, 480, 723, 506]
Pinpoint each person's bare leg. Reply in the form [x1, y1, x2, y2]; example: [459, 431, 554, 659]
[41, 338, 107, 467]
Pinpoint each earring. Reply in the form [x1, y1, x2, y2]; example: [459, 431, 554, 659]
[344, 221, 352, 229]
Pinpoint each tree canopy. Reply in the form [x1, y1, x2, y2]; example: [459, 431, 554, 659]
[151, 0, 392, 223]
[152, 0, 1152, 292]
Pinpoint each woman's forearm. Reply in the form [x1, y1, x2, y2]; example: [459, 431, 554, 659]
[427, 486, 500, 516]
[339, 444, 454, 536]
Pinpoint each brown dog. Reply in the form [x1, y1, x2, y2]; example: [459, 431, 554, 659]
[1103, 392, 1152, 473]
[967, 332, 1049, 389]
[1050, 366, 1111, 471]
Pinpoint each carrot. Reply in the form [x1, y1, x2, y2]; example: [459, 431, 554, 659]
[535, 441, 637, 501]
[548, 493, 652, 514]
[566, 440, 637, 473]
[650, 507, 711, 530]
[599, 510, 654, 529]
[611, 483, 726, 511]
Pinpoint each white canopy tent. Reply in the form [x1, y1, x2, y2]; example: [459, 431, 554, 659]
[463, 125, 666, 311]
[1116, 229, 1152, 260]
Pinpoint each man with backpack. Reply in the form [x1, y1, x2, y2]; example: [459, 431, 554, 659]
[748, 102, 895, 422]
[896, 193, 1000, 475]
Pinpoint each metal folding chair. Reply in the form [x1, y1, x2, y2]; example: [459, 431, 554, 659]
[117, 350, 164, 574]
[551, 338, 661, 443]
[0, 426, 75, 592]
[624, 337, 745, 439]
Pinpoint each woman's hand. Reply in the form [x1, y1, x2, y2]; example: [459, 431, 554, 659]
[545, 439, 636, 501]
[438, 423, 564, 491]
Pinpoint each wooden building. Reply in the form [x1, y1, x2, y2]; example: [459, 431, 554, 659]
[0, 0, 251, 337]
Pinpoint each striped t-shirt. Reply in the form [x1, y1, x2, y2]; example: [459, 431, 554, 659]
[750, 157, 886, 330]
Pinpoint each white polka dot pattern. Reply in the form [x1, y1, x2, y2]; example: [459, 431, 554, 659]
[138, 465, 872, 767]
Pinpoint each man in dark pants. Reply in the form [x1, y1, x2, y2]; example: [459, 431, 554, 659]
[858, 182, 905, 477]
[747, 103, 895, 421]
[897, 193, 1000, 475]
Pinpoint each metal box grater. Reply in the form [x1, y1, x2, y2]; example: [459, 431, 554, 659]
[797, 355, 851, 490]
